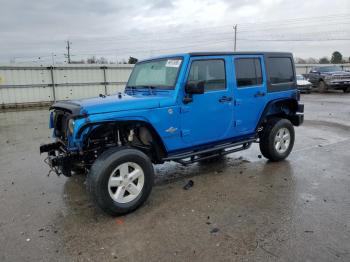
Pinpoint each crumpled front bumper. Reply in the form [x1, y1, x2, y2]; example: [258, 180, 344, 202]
[39, 141, 62, 154]
[40, 142, 74, 176]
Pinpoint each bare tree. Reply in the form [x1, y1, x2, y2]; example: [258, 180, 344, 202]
[87, 56, 97, 64]
[305, 57, 319, 64]
[295, 57, 306, 64]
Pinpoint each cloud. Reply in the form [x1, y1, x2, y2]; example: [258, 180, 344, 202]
[0, 0, 349, 63]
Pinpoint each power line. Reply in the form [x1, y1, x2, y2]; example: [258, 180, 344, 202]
[237, 38, 350, 42]
[69, 21, 350, 51]
[4, 13, 350, 62]
[70, 37, 350, 58]
[71, 19, 350, 46]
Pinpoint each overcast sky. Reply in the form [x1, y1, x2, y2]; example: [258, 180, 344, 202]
[0, 0, 349, 64]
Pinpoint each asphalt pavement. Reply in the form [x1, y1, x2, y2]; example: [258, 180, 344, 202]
[0, 92, 349, 261]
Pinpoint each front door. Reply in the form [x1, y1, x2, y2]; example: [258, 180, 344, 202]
[233, 55, 267, 135]
[180, 57, 234, 146]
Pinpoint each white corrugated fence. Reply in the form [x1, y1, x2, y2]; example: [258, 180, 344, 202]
[0, 63, 349, 108]
[0, 64, 134, 108]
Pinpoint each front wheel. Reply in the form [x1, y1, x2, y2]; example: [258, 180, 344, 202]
[87, 147, 154, 216]
[259, 118, 295, 162]
[318, 81, 327, 93]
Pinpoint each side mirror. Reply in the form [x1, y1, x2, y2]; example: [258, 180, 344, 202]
[185, 81, 205, 94]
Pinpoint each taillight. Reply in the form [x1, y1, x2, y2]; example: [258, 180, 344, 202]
[296, 90, 300, 101]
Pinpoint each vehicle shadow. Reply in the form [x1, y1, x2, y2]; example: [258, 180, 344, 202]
[56, 157, 297, 260]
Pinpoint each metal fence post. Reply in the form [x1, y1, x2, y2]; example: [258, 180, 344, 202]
[49, 66, 56, 102]
[102, 66, 107, 95]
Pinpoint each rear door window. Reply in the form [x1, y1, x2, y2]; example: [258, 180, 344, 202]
[234, 58, 262, 88]
[268, 57, 294, 84]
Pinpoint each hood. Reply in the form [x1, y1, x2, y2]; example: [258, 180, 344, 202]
[297, 79, 311, 85]
[51, 93, 175, 115]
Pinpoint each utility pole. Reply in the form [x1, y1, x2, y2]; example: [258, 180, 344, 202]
[233, 25, 237, 52]
[51, 52, 56, 66]
[66, 40, 71, 64]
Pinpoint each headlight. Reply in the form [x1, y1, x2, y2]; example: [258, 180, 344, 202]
[68, 119, 75, 134]
[324, 75, 332, 80]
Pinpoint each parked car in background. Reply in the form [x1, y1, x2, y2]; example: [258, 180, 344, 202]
[296, 74, 312, 93]
[308, 66, 350, 93]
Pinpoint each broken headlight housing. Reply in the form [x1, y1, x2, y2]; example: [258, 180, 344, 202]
[68, 119, 75, 134]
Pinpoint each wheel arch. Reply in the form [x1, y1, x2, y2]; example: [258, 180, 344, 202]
[76, 118, 167, 163]
[256, 98, 301, 129]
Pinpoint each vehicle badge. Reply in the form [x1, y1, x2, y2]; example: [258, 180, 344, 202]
[165, 127, 177, 133]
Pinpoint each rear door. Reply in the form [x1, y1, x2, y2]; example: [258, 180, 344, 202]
[233, 55, 267, 135]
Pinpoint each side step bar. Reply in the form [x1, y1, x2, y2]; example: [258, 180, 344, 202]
[163, 138, 256, 165]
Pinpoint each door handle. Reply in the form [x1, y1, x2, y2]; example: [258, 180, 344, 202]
[219, 96, 233, 103]
[254, 91, 266, 97]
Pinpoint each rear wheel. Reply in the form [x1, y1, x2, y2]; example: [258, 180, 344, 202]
[318, 81, 327, 93]
[259, 118, 295, 162]
[87, 147, 154, 216]
[343, 87, 350, 93]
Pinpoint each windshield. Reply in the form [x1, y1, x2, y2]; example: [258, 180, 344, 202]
[318, 66, 342, 72]
[126, 58, 183, 89]
[296, 75, 305, 80]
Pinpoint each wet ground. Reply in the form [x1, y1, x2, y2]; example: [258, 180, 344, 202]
[0, 92, 349, 261]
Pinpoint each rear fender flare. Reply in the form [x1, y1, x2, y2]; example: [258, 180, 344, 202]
[256, 98, 299, 131]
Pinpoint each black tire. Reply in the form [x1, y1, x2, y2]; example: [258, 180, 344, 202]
[87, 147, 154, 216]
[343, 87, 350, 93]
[259, 118, 295, 162]
[318, 81, 327, 93]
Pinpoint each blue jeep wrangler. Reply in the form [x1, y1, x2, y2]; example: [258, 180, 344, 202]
[40, 52, 304, 215]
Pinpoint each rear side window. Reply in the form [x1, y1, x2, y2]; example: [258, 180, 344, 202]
[187, 59, 226, 91]
[268, 57, 294, 84]
[234, 58, 262, 87]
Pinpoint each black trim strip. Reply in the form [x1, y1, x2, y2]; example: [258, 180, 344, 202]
[163, 138, 256, 161]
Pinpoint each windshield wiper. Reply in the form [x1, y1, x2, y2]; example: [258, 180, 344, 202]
[125, 86, 137, 95]
[127, 85, 156, 95]
[142, 85, 156, 95]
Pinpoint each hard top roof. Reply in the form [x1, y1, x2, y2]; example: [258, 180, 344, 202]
[139, 51, 293, 63]
[188, 51, 293, 57]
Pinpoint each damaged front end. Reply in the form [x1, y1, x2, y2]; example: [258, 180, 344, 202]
[40, 141, 79, 177]
[40, 101, 83, 177]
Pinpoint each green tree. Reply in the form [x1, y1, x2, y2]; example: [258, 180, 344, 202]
[331, 51, 342, 64]
[319, 57, 330, 64]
